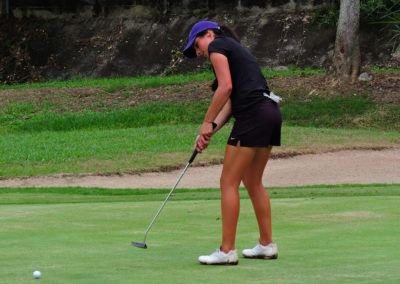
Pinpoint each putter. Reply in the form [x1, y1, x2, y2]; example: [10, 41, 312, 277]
[132, 149, 199, 249]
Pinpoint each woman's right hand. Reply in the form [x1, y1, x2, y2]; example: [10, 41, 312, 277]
[198, 121, 214, 152]
[194, 134, 211, 153]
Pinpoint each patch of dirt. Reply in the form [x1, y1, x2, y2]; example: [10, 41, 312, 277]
[0, 82, 212, 114]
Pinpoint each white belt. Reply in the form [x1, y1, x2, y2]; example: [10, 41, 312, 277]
[263, 92, 282, 103]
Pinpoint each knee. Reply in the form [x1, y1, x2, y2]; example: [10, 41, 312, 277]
[242, 177, 263, 193]
[220, 175, 241, 191]
[242, 175, 256, 189]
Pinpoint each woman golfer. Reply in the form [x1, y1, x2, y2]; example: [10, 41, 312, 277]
[183, 21, 282, 265]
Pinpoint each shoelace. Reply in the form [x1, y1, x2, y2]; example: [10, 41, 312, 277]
[212, 249, 222, 257]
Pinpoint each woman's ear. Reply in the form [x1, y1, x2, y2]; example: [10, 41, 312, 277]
[206, 29, 214, 39]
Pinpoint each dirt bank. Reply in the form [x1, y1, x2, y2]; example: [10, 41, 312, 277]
[2, 6, 397, 85]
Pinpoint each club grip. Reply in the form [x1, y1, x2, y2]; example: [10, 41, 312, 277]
[188, 149, 198, 164]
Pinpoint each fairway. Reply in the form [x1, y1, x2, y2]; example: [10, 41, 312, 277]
[1, 188, 399, 283]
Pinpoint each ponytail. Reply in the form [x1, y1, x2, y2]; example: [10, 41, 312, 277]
[213, 26, 240, 42]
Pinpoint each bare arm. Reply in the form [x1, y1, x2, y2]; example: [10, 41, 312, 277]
[213, 98, 231, 133]
[203, 53, 232, 124]
[197, 53, 232, 150]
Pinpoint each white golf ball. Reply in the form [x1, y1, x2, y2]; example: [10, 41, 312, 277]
[33, 270, 41, 279]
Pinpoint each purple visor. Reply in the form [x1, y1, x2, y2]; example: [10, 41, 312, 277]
[183, 21, 219, 58]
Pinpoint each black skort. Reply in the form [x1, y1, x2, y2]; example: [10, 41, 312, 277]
[227, 98, 282, 148]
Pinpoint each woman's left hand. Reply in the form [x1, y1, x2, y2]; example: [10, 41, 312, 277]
[197, 121, 214, 152]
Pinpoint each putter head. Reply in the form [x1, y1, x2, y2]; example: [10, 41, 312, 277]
[131, 241, 147, 249]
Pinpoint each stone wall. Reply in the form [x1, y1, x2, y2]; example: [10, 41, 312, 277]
[0, 1, 396, 84]
[2, 0, 329, 19]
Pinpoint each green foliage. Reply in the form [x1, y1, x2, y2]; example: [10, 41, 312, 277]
[362, 0, 400, 50]
[314, 0, 399, 26]
[312, 1, 340, 28]
[313, 0, 400, 50]
[361, 0, 399, 22]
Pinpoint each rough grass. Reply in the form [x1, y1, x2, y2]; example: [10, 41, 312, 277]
[1, 184, 399, 204]
[1, 69, 398, 133]
[0, 68, 323, 90]
[0, 69, 398, 178]
[0, 124, 398, 177]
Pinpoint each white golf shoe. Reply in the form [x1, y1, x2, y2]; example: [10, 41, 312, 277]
[198, 248, 239, 265]
[242, 243, 278, 259]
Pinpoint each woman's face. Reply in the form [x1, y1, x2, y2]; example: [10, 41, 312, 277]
[194, 30, 215, 58]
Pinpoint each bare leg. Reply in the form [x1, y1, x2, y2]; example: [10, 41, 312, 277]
[242, 146, 273, 245]
[219, 144, 256, 253]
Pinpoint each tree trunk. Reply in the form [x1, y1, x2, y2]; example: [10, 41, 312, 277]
[163, 0, 167, 13]
[332, 0, 361, 83]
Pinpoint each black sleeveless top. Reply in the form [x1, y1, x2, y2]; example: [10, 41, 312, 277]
[208, 36, 270, 119]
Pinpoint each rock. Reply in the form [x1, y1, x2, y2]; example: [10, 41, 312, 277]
[273, 66, 289, 71]
[308, 89, 317, 96]
[358, 72, 372, 82]
[392, 45, 400, 60]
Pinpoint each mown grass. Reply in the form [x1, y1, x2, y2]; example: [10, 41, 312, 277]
[0, 185, 399, 283]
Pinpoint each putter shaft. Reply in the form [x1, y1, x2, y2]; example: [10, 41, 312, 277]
[132, 150, 198, 248]
[143, 162, 191, 242]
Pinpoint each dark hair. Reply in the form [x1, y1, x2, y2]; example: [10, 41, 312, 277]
[197, 26, 240, 91]
[196, 25, 240, 42]
[214, 26, 240, 42]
